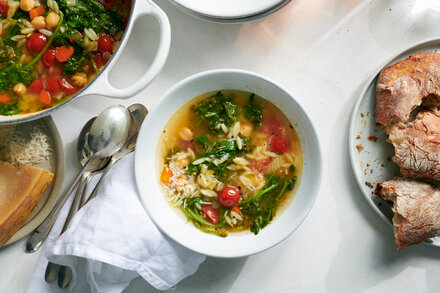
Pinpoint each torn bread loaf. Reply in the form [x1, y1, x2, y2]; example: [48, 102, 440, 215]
[375, 52, 440, 127]
[387, 110, 440, 184]
[375, 177, 440, 249]
[0, 161, 54, 246]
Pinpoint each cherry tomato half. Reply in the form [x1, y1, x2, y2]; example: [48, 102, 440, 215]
[28, 78, 44, 93]
[201, 205, 219, 225]
[0, 1, 8, 18]
[43, 48, 56, 67]
[270, 136, 289, 153]
[45, 75, 59, 96]
[26, 33, 47, 53]
[218, 186, 241, 207]
[97, 35, 113, 53]
[260, 116, 283, 136]
[58, 78, 77, 94]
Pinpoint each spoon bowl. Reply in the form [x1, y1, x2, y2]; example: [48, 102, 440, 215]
[88, 105, 131, 158]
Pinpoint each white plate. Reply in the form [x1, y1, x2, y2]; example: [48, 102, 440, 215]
[349, 38, 440, 248]
[169, 0, 285, 20]
[2, 116, 65, 247]
[135, 69, 322, 258]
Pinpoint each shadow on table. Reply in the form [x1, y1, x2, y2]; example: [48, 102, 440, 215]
[324, 82, 440, 293]
[124, 256, 247, 293]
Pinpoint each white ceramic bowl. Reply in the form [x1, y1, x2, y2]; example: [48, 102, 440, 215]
[134, 69, 322, 258]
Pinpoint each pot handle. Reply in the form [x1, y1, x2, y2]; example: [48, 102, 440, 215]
[83, 0, 170, 98]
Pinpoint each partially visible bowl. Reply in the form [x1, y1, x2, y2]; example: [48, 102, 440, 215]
[134, 69, 322, 258]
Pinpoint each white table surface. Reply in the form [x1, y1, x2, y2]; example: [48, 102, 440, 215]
[2, 0, 440, 292]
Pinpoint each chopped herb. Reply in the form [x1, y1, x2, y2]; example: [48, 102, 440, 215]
[361, 112, 364, 118]
[193, 91, 238, 133]
[0, 102, 21, 116]
[244, 93, 263, 125]
[289, 165, 295, 173]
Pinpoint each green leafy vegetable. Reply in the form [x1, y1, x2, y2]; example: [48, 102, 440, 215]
[244, 93, 263, 126]
[193, 91, 238, 133]
[240, 173, 296, 235]
[0, 63, 34, 94]
[0, 102, 21, 116]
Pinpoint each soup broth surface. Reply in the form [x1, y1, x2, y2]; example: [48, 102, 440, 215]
[158, 90, 303, 237]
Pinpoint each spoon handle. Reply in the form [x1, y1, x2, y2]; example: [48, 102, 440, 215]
[25, 160, 92, 253]
[86, 159, 116, 202]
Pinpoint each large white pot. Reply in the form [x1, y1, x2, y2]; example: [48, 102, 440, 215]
[0, 0, 171, 125]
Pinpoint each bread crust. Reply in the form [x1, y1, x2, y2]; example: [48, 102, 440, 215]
[387, 110, 440, 184]
[375, 177, 440, 249]
[375, 52, 440, 127]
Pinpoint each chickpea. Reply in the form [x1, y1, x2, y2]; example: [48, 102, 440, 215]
[179, 127, 193, 141]
[13, 83, 27, 95]
[31, 16, 46, 30]
[19, 54, 33, 64]
[46, 12, 60, 29]
[20, 0, 36, 12]
[71, 72, 88, 88]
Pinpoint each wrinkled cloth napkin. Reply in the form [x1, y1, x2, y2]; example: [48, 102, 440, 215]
[26, 153, 205, 293]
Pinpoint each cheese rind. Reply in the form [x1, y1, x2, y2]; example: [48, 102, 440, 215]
[0, 161, 54, 246]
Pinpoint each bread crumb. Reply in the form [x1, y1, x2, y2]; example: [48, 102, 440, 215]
[368, 136, 378, 142]
[356, 144, 364, 152]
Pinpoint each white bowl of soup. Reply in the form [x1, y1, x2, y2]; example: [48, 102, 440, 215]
[134, 69, 322, 258]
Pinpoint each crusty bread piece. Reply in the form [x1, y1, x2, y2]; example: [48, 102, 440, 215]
[375, 177, 440, 249]
[387, 110, 440, 184]
[375, 52, 440, 127]
[0, 161, 54, 246]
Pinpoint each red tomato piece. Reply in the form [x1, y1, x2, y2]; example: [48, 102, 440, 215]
[201, 205, 219, 225]
[0, 93, 12, 103]
[43, 48, 56, 67]
[0, 1, 8, 18]
[97, 35, 113, 53]
[26, 33, 47, 53]
[103, 0, 115, 9]
[45, 76, 59, 96]
[94, 52, 103, 68]
[261, 116, 283, 136]
[270, 136, 289, 153]
[58, 78, 77, 94]
[218, 186, 241, 207]
[55, 46, 74, 62]
[250, 158, 271, 173]
[39, 90, 51, 105]
[28, 78, 44, 93]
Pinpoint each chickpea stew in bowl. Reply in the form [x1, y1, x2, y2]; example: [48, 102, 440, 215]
[0, 0, 130, 115]
[158, 90, 303, 237]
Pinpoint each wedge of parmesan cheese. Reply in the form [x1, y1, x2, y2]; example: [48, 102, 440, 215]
[0, 161, 54, 246]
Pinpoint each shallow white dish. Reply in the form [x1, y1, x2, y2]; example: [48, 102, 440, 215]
[169, 0, 285, 20]
[134, 69, 322, 257]
[3, 116, 65, 246]
[349, 38, 440, 247]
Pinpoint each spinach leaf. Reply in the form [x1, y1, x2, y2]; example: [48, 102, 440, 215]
[0, 102, 21, 116]
[193, 91, 238, 133]
[0, 62, 33, 94]
[62, 45, 87, 76]
[244, 93, 263, 126]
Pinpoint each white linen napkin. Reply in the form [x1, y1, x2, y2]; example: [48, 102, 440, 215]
[26, 153, 206, 293]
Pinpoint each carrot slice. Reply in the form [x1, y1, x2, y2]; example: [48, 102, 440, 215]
[0, 93, 12, 103]
[231, 206, 242, 215]
[29, 5, 46, 20]
[39, 90, 51, 105]
[160, 168, 173, 184]
[55, 46, 74, 62]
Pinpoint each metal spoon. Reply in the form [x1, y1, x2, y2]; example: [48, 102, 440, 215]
[85, 104, 148, 202]
[44, 118, 109, 283]
[56, 104, 148, 288]
[26, 105, 131, 253]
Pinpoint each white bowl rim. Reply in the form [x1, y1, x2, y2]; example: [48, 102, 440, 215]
[134, 68, 323, 258]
